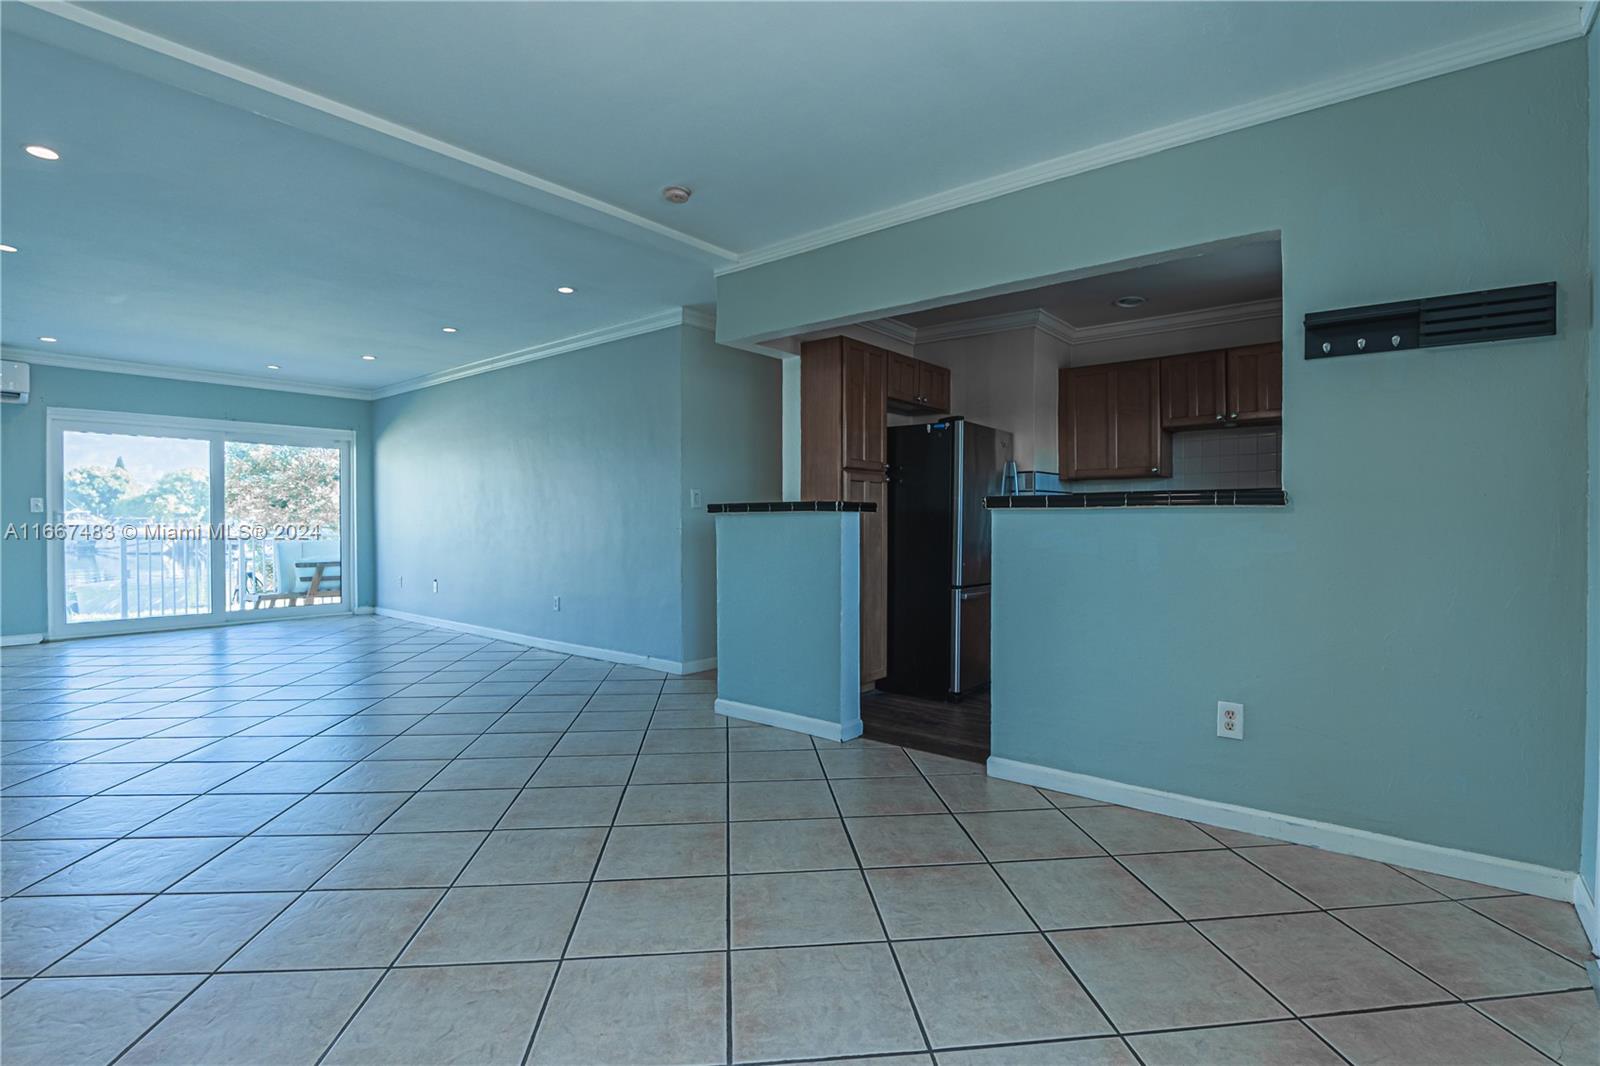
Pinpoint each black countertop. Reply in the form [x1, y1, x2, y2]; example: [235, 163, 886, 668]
[708, 500, 878, 514]
[985, 488, 1288, 509]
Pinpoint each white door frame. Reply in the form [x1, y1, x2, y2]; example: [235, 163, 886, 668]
[45, 407, 358, 640]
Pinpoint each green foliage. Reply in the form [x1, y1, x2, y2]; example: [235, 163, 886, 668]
[63, 464, 131, 520]
[224, 442, 341, 531]
[123, 470, 210, 523]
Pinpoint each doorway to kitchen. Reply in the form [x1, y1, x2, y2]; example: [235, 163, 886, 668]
[45, 409, 354, 639]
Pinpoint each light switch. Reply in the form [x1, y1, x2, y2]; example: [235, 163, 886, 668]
[30, 497, 44, 513]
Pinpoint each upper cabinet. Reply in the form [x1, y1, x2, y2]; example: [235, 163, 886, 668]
[1161, 349, 1228, 429]
[1226, 343, 1283, 424]
[843, 340, 888, 470]
[887, 352, 950, 414]
[1060, 359, 1169, 480]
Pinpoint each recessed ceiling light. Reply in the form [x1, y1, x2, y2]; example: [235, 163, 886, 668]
[440, 326, 458, 334]
[265, 363, 280, 370]
[24, 145, 60, 161]
[38, 336, 57, 343]
[0, 244, 16, 253]
[1114, 295, 1147, 309]
[556, 286, 575, 295]
[361, 354, 377, 361]
[661, 185, 692, 204]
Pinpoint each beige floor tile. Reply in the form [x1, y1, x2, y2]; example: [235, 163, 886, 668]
[1466, 894, 1593, 963]
[1241, 845, 1447, 907]
[846, 813, 983, 867]
[399, 882, 586, 964]
[568, 876, 726, 956]
[1310, 1003, 1551, 1065]
[831, 776, 946, 816]
[729, 817, 857, 873]
[732, 942, 924, 1062]
[529, 953, 726, 1066]
[1474, 990, 1600, 1065]
[1052, 923, 1288, 1032]
[938, 1038, 1137, 1065]
[957, 809, 1104, 861]
[1197, 911, 1451, 1014]
[594, 822, 726, 879]
[867, 864, 1032, 939]
[1130, 1021, 1344, 1065]
[325, 963, 554, 1066]
[929, 774, 1052, 812]
[1335, 901, 1587, 998]
[457, 826, 607, 884]
[997, 857, 1177, 930]
[1120, 850, 1315, 919]
[1065, 806, 1222, 855]
[731, 869, 884, 948]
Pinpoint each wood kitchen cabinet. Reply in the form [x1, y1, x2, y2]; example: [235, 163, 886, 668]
[887, 352, 950, 413]
[801, 336, 891, 683]
[1161, 349, 1228, 429]
[1059, 359, 1169, 480]
[843, 468, 888, 684]
[1226, 342, 1283, 424]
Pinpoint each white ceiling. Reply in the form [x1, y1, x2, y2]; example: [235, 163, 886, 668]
[0, 2, 1585, 396]
[896, 240, 1283, 331]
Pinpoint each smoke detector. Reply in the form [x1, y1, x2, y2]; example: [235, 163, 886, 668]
[661, 185, 693, 205]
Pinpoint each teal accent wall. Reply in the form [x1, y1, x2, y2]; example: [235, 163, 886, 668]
[716, 43, 1590, 870]
[714, 512, 859, 733]
[0, 361, 376, 636]
[1581, 21, 1599, 899]
[372, 324, 779, 668]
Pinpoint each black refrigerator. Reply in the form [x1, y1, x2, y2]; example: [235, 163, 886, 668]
[883, 417, 1014, 698]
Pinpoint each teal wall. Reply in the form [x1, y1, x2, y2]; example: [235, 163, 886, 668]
[717, 43, 1590, 870]
[680, 324, 784, 662]
[715, 512, 859, 732]
[1582, 21, 1599, 899]
[372, 324, 780, 668]
[0, 361, 376, 636]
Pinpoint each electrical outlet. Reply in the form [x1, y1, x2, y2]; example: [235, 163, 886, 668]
[1217, 701, 1244, 740]
[30, 497, 44, 513]
[689, 488, 704, 509]
[552, 595, 561, 612]
[431, 579, 438, 594]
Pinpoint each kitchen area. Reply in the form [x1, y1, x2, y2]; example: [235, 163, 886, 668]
[784, 239, 1286, 760]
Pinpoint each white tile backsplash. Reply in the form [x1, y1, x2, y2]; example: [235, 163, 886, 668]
[1067, 425, 1281, 492]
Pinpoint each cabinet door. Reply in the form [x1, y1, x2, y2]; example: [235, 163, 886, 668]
[918, 361, 951, 412]
[844, 469, 888, 684]
[1227, 343, 1283, 424]
[1111, 360, 1166, 476]
[1060, 365, 1113, 478]
[1161, 350, 1227, 429]
[843, 340, 888, 470]
[887, 353, 919, 404]
[1061, 362, 1168, 479]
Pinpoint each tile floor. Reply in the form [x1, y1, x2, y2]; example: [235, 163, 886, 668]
[1, 615, 1596, 1065]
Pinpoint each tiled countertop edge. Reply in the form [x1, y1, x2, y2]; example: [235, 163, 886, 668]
[985, 488, 1288, 509]
[708, 500, 878, 514]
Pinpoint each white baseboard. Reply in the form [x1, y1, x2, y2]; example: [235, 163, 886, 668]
[374, 606, 713, 676]
[1574, 874, 1600, 957]
[0, 633, 45, 647]
[353, 606, 375, 616]
[988, 757, 1577, 902]
[715, 697, 863, 744]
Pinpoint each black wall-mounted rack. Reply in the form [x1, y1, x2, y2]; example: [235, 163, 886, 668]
[1304, 282, 1556, 360]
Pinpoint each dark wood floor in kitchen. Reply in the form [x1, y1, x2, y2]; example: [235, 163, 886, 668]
[860, 687, 990, 764]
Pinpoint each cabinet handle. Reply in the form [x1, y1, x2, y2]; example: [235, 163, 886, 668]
[1150, 467, 1158, 474]
[1215, 414, 1224, 421]
[1229, 412, 1238, 419]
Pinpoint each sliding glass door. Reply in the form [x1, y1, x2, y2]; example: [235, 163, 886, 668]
[46, 410, 354, 639]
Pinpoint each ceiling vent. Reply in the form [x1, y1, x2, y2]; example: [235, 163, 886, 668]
[1305, 282, 1556, 359]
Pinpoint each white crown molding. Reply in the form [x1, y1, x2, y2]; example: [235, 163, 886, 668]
[0, 344, 372, 401]
[681, 307, 718, 334]
[1069, 298, 1283, 345]
[895, 299, 1281, 349]
[20, 1, 736, 265]
[719, 10, 1585, 276]
[370, 309, 693, 400]
[1582, 1, 1598, 35]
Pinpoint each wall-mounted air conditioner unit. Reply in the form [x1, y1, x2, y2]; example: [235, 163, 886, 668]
[1, 360, 31, 404]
